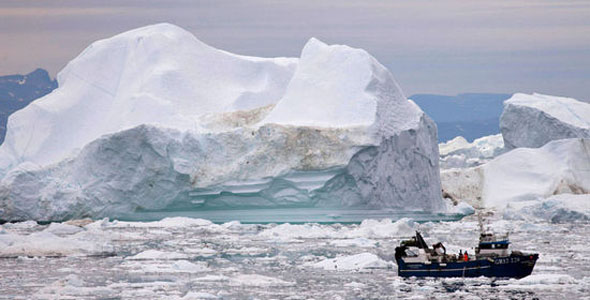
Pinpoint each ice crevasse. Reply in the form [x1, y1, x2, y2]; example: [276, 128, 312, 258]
[0, 23, 444, 221]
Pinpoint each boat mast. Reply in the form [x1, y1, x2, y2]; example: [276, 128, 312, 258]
[478, 212, 484, 234]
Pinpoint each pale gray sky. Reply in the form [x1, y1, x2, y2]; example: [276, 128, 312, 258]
[0, 0, 589, 100]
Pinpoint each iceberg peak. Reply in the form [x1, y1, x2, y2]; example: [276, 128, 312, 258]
[262, 35, 419, 139]
[1, 23, 298, 169]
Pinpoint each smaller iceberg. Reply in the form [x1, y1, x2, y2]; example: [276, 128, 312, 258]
[439, 134, 505, 169]
[441, 138, 590, 208]
[500, 93, 590, 149]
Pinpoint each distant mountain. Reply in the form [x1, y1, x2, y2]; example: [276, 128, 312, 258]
[410, 93, 512, 142]
[0, 68, 57, 145]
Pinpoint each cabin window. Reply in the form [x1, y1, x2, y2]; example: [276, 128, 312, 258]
[479, 243, 508, 249]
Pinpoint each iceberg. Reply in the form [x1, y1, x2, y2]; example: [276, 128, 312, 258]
[441, 138, 590, 208]
[0, 23, 443, 221]
[439, 134, 505, 169]
[500, 93, 590, 149]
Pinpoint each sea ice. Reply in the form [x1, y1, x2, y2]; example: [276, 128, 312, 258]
[1, 215, 589, 299]
[445, 200, 475, 215]
[126, 249, 189, 260]
[44, 222, 84, 235]
[178, 292, 219, 299]
[258, 217, 417, 241]
[0, 228, 113, 257]
[329, 237, 377, 248]
[112, 217, 214, 228]
[123, 259, 210, 274]
[33, 275, 116, 300]
[498, 274, 577, 289]
[304, 252, 393, 271]
[229, 274, 294, 286]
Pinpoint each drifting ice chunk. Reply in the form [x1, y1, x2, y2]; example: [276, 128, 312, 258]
[44, 222, 84, 236]
[179, 292, 219, 299]
[229, 274, 294, 287]
[305, 252, 393, 271]
[0, 228, 113, 257]
[500, 93, 590, 149]
[126, 250, 189, 260]
[498, 274, 577, 289]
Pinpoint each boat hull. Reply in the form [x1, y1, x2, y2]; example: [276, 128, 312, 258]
[396, 254, 538, 278]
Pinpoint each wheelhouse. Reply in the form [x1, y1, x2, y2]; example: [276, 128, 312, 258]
[475, 233, 510, 257]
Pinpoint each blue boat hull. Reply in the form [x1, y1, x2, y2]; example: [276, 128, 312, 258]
[396, 254, 538, 278]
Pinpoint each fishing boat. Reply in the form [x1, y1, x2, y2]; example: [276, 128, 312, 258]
[394, 217, 538, 278]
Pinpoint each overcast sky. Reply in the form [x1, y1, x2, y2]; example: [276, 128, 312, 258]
[1, 0, 589, 99]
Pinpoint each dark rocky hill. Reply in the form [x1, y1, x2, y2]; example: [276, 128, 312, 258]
[0, 69, 57, 145]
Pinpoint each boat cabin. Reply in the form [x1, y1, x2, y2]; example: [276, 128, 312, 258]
[475, 232, 510, 257]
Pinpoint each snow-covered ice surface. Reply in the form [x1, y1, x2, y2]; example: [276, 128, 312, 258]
[0, 23, 444, 221]
[1, 213, 589, 299]
[500, 93, 590, 150]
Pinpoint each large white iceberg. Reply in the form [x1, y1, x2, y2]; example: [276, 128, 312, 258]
[441, 138, 590, 208]
[500, 93, 590, 149]
[0, 23, 443, 221]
